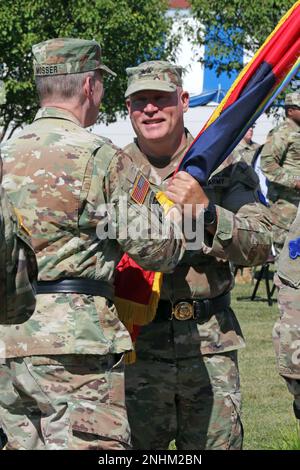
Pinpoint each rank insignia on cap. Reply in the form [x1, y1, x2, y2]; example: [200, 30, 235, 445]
[289, 238, 300, 259]
[131, 173, 150, 205]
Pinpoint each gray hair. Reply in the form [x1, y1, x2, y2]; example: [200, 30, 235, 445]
[35, 70, 101, 104]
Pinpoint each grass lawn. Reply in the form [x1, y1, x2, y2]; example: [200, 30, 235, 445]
[232, 282, 300, 450]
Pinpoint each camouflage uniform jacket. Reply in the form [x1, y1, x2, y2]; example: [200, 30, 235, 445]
[261, 117, 300, 205]
[274, 203, 300, 378]
[0, 107, 185, 358]
[0, 184, 37, 325]
[124, 131, 272, 354]
[276, 202, 300, 289]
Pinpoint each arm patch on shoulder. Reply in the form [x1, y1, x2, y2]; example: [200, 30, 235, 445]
[289, 238, 300, 260]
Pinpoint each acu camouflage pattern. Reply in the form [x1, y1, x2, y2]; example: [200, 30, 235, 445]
[285, 92, 300, 107]
[261, 117, 300, 253]
[0, 353, 130, 450]
[0, 185, 37, 325]
[125, 60, 183, 98]
[33, 38, 116, 76]
[273, 203, 300, 380]
[231, 137, 260, 166]
[1, 106, 185, 358]
[126, 345, 242, 450]
[0, 104, 185, 450]
[124, 130, 272, 449]
[0, 79, 37, 325]
[273, 203, 300, 418]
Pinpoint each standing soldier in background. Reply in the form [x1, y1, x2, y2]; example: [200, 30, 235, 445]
[232, 126, 260, 166]
[261, 92, 300, 255]
[0, 38, 205, 450]
[273, 203, 300, 429]
[229, 125, 264, 283]
[123, 60, 272, 450]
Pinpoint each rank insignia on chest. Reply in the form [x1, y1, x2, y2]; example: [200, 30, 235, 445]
[130, 173, 150, 205]
[288, 238, 300, 259]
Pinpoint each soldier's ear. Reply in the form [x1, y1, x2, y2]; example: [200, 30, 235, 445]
[180, 91, 189, 113]
[83, 76, 93, 98]
[125, 98, 131, 114]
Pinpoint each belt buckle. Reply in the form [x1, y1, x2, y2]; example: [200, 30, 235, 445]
[173, 301, 194, 321]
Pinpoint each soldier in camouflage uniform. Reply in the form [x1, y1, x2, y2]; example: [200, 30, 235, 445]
[273, 203, 300, 426]
[0, 39, 203, 450]
[228, 126, 262, 283]
[261, 92, 300, 255]
[232, 126, 260, 166]
[123, 61, 273, 450]
[0, 81, 37, 448]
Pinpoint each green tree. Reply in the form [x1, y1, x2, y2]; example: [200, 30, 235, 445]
[189, 0, 296, 76]
[0, 0, 176, 140]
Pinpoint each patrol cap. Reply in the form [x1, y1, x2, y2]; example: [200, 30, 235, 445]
[32, 38, 116, 77]
[125, 60, 183, 98]
[285, 92, 300, 108]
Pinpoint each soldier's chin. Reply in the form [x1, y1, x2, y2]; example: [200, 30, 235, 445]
[142, 124, 167, 140]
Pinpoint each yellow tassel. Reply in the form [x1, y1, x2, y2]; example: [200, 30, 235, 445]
[115, 271, 163, 327]
[116, 191, 173, 363]
[155, 190, 174, 211]
[125, 349, 136, 365]
[13, 208, 31, 236]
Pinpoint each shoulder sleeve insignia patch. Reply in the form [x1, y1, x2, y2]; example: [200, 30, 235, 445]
[130, 173, 150, 205]
[289, 238, 300, 259]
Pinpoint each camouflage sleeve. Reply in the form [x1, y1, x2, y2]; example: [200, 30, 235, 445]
[0, 186, 37, 324]
[104, 148, 185, 272]
[202, 202, 272, 266]
[260, 129, 297, 189]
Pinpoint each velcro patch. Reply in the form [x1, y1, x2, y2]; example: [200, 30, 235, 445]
[131, 174, 150, 205]
[289, 238, 300, 259]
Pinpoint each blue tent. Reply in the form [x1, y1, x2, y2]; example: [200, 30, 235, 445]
[189, 26, 243, 107]
[189, 86, 226, 107]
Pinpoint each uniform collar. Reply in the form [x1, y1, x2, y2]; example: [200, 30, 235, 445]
[34, 107, 82, 127]
[286, 117, 300, 131]
[128, 129, 194, 184]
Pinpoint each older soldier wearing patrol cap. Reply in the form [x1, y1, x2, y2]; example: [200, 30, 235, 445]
[0, 39, 205, 450]
[123, 60, 272, 450]
[261, 91, 300, 255]
[273, 202, 300, 431]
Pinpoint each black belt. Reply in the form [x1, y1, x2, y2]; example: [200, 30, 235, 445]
[35, 278, 114, 300]
[154, 292, 231, 322]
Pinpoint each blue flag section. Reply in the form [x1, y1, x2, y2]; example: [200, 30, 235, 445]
[177, 1, 300, 184]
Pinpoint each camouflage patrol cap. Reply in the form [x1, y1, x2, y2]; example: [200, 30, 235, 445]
[32, 38, 116, 77]
[125, 60, 183, 98]
[285, 92, 300, 108]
